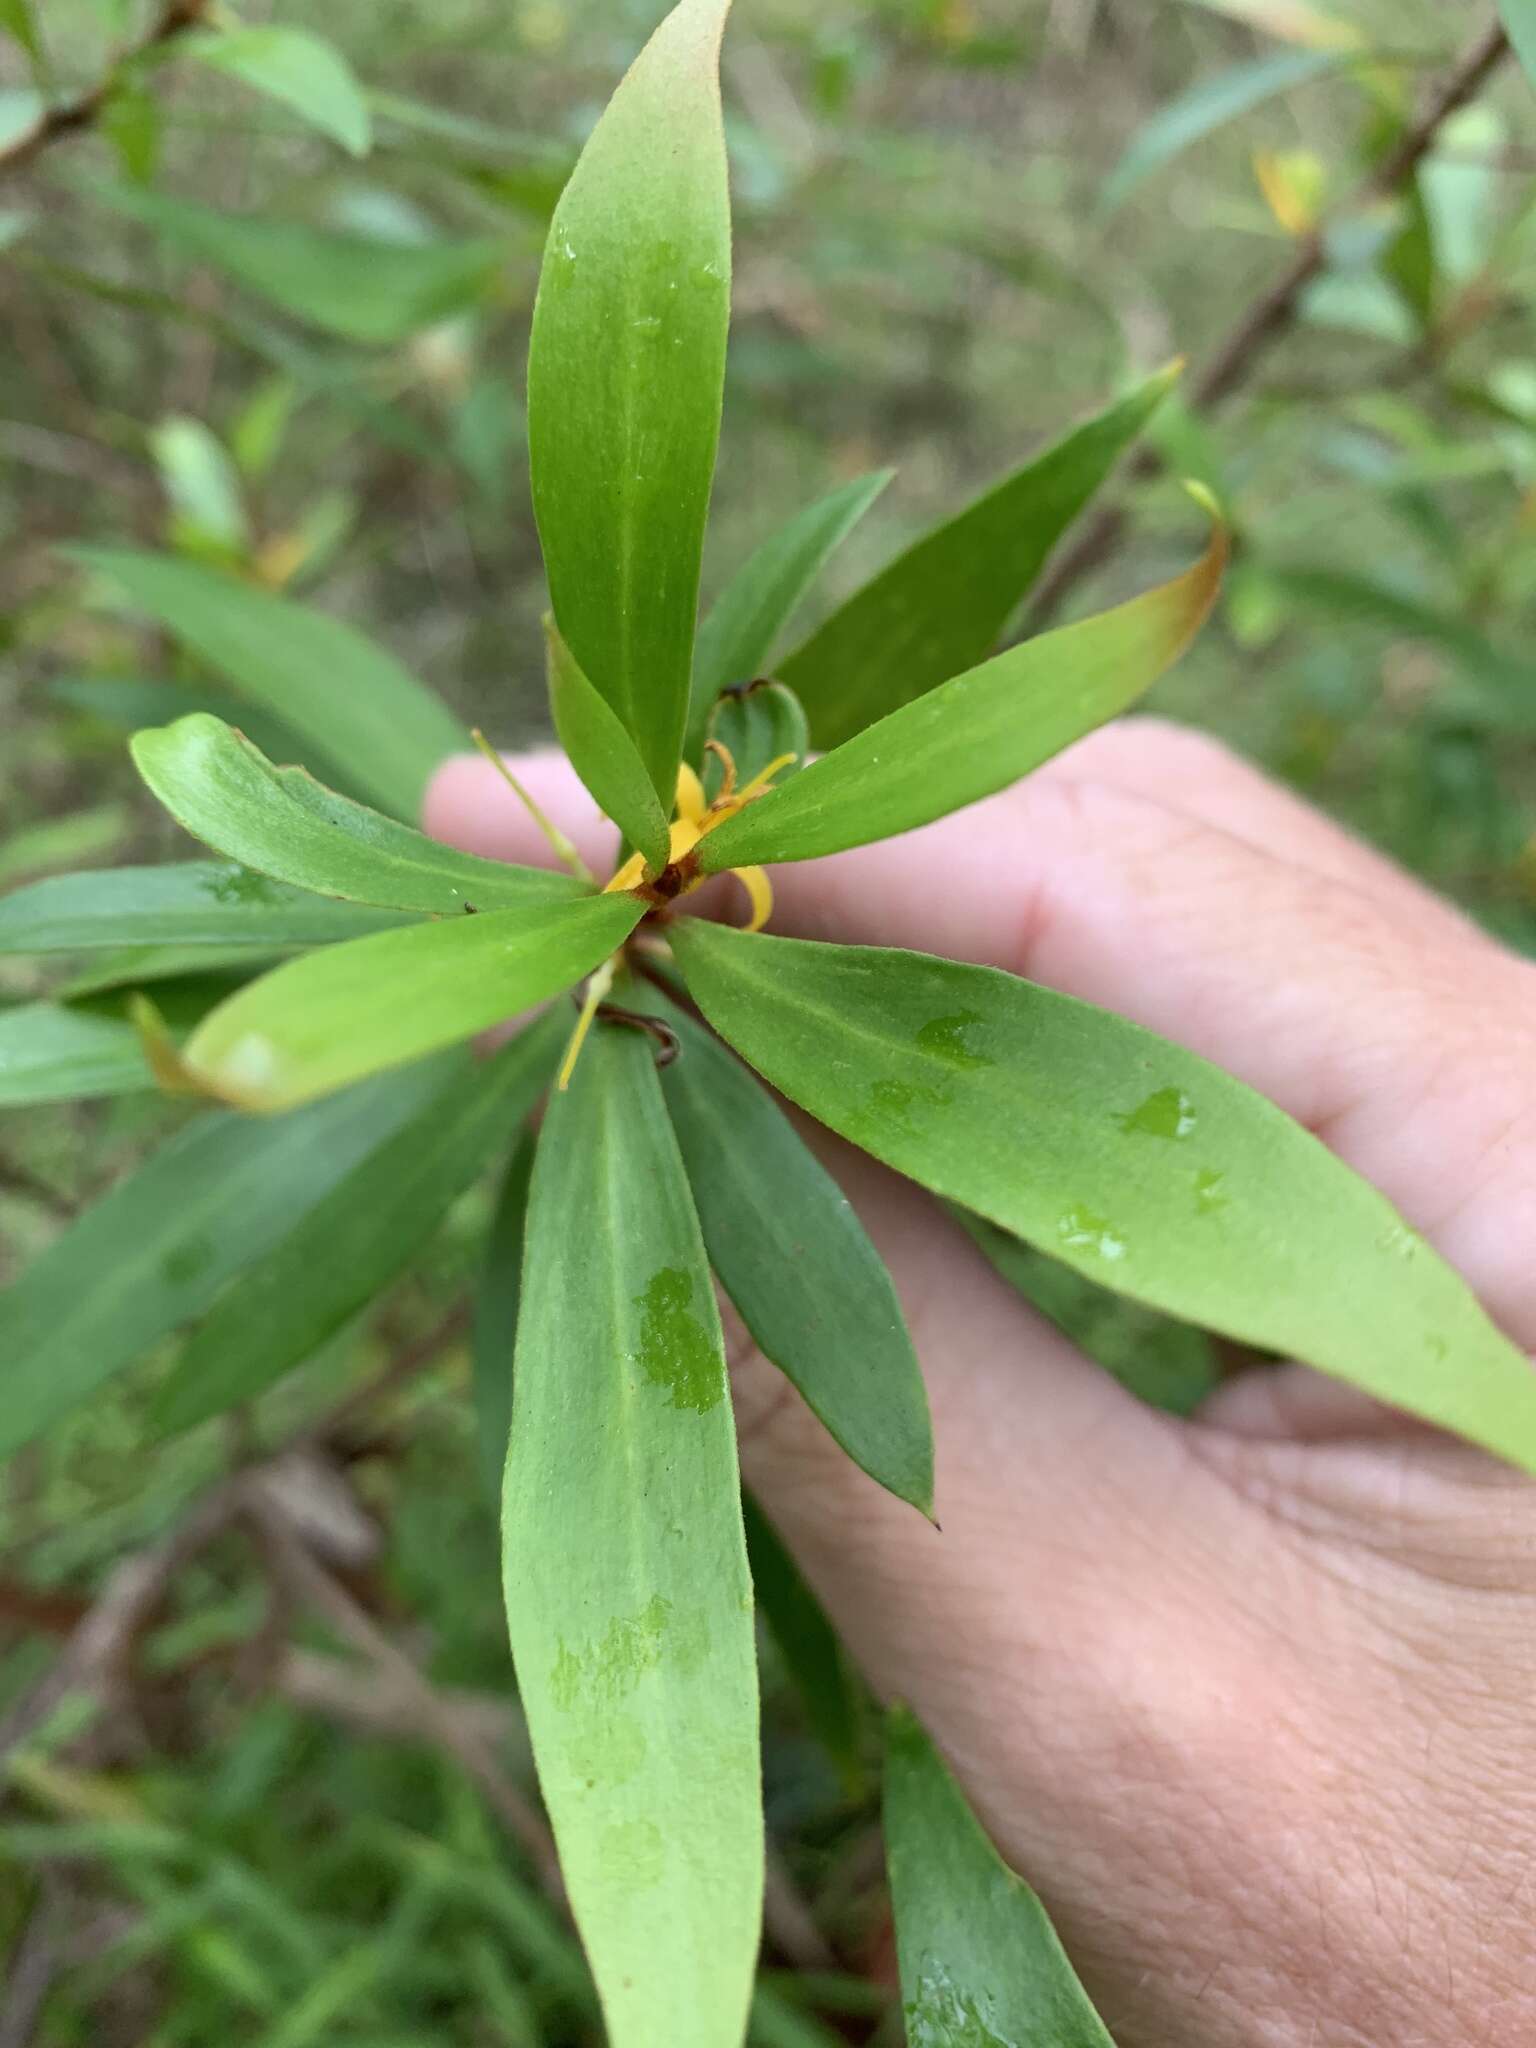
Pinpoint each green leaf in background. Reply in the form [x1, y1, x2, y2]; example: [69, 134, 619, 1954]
[953, 1208, 1218, 1416]
[671, 922, 1536, 1475]
[186, 27, 373, 157]
[178, 892, 640, 1110]
[687, 471, 894, 755]
[1498, 3, 1536, 90]
[89, 182, 503, 345]
[702, 682, 809, 805]
[1180, 0, 1361, 46]
[1102, 49, 1338, 213]
[50, 677, 309, 778]
[75, 549, 466, 819]
[0, 1068, 448, 1457]
[503, 1022, 760, 2048]
[743, 1497, 866, 1799]
[700, 521, 1225, 871]
[0, 804, 131, 888]
[0, 0, 42, 66]
[652, 997, 932, 1515]
[130, 716, 580, 916]
[0, 864, 417, 955]
[780, 367, 1182, 749]
[153, 1015, 562, 1436]
[472, 1129, 537, 1499]
[527, 0, 734, 806]
[0, 1000, 153, 1105]
[885, 1707, 1116, 2048]
[545, 619, 671, 875]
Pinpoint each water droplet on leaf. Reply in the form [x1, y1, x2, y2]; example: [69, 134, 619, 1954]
[1118, 1086, 1196, 1140]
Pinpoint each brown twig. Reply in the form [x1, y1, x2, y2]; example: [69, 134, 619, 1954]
[0, 1479, 245, 1767]
[0, 1875, 64, 2048]
[1027, 16, 1513, 625]
[0, 0, 211, 176]
[245, 1483, 566, 1897]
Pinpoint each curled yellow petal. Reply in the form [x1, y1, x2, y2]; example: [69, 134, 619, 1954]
[732, 865, 773, 933]
[675, 760, 708, 827]
[604, 850, 647, 895]
[732, 751, 799, 806]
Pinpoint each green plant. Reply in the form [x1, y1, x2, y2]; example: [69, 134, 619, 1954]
[7, 4, 1536, 2045]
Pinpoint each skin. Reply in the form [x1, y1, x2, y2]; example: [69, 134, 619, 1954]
[426, 718, 1536, 2048]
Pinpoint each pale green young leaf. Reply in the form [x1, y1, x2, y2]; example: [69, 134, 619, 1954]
[153, 1015, 562, 1435]
[89, 181, 503, 345]
[0, 1068, 447, 1457]
[671, 923, 1536, 1474]
[472, 1130, 536, 1499]
[545, 619, 671, 874]
[700, 523, 1225, 872]
[1102, 49, 1337, 213]
[186, 27, 372, 157]
[148, 417, 249, 553]
[503, 1023, 761, 2048]
[743, 1498, 866, 1798]
[131, 716, 582, 916]
[179, 892, 639, 1110]
[77, 549, 466, 818]
[0, 863, 417, 955]
[1500, 3, 1536, 93]
[780, 367, 1182, 749]
[687, 470, 894, 755]
[527, 0, 734, 805]
[652, 997, 932, 1514]
[702, 682, 809, 804]
[0, 1000, 153, 1105]
[886, 1707, 1116, 2048]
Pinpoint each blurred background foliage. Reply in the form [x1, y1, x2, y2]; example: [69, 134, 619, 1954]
[2, 1, 1535, 2040]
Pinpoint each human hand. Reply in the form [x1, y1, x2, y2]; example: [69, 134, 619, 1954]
[426, 718, 1536, 2048]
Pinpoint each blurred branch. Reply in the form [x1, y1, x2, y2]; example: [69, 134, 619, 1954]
[0, 0, 211, 176]
[1029, 15, 1514, 625]
[0, 1478, 246, 1766]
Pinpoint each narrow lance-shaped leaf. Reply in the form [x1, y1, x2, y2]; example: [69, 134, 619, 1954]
[686, 470, 894, 757]
[647, 992, 933, 1515]
[0, 1000, 154, 1106]
[503, 1022, 761, 2048]
[886, 1707, 1117, 2048]
[701, 517, 1225, 872]
[671, 922, 1536, 1475]
[472, 1129, 537, 1500]
[131, 715, 586, 915]
[174, 892, 640, 1112]
[780, 366, 1182, 749]
[89, 182, 505, 349]
[0, 1065, 450, 1458]
[1101, 49, 1338, 213]
[153, 1014, 564, 1435]
[185, 27, 373, 157]
[527, 0, 734, 805]
[743, 1497, 866, 1799]
[0, 863, 418, 955]
[75, 547, 467, 817]
[545, 619, 671, 875]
